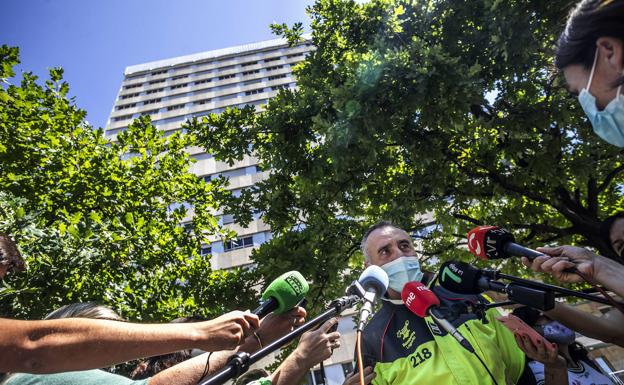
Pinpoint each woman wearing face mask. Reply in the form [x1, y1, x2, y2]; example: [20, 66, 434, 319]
[521, 1, 624, 347]
[511, 306, 615, 385]
[556, 0, 624, 146]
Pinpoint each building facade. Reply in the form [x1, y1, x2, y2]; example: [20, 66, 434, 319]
[105, 36, 312, 271]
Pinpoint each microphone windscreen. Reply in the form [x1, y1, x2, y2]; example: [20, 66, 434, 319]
[467, 226, 496, 259]
[401, 281, 440, 318]
[359, 265, 389, 294]
[261, 271, 309, 314]
[467, 226, 515, 260]
[438, 260, 482, 294]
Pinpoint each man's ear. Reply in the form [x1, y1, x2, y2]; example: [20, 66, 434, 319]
[597, 37, 624, 73]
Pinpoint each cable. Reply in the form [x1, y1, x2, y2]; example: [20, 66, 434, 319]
[197, 351, 214, 385]
[574, 270, 624, 315]
[356, 330, 365, 385]
[474, 351, 500, 385]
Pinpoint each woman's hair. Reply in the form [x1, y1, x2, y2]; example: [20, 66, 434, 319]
[129, 316, 206, 379]
[44, 302, 123, 321]
[601, 212, 624, 256]
[555, 0, 624, 85]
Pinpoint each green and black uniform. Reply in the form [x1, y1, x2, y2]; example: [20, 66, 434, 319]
[359, 285, 535, 385]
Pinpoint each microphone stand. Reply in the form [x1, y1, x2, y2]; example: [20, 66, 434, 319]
[482, 269, 624, 307]
[198, 295, 361, 385]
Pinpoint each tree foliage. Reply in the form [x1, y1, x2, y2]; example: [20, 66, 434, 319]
[187, 0, 624, 307]
[0, 45, 258, 320]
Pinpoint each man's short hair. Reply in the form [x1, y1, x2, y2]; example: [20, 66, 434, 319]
[360, 221, 403, 262]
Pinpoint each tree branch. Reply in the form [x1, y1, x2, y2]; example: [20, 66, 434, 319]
[597, 163, 624, 194]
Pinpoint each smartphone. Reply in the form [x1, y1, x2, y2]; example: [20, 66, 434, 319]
[496, 314, 555, 352]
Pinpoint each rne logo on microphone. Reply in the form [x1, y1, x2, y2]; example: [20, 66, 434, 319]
[405, 292, 416, 307]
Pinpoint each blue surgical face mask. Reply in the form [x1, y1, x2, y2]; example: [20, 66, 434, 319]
[578, 50, 624, 147]
[381, 256, 423, 293]
[539, 321, 576, 345]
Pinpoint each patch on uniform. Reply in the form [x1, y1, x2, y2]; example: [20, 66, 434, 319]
[428, 320, 443, 336]
[396, 320, 417, 349]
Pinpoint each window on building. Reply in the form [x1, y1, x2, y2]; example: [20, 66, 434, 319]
[242, 69, 260, 76]
[223, 236, 253, 252]
[241, 61, 258, 67]
[124, 83, 142, 90]
[194, 79, 212, 85]
[146, 88, 164, 94]
[167, 104, 186, 111]
[266, 65, 284, 71]
[312, 369, 326, 385]
[172, 74, 189, 81]
[218, 74, 236, 81]
[221, 214, 235, 225]
[264, 56, 281, 63]
[149, 79, 166, 85]
[151, 70, 167, 76]
[120, 92, 140, 100]
[245, 88, 264, 96]
[268, 74, 288, 81]
[271, 85, 289, 91]
[170, 83, 188, 90]
[144, 98, 162, 105]
[116, 103, 136, 110]
[141, 109, 159, 115]
[195, 99, 211, 105]
[199, 245, 212, 256]
[341, 363, 354, 377]
[287, 52, 304, 58]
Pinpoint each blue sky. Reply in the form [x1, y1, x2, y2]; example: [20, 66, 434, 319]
[2, 0, 313, 128]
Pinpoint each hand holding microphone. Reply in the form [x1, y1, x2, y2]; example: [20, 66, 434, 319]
[525, 245, 600, 284]
[252, 271, 309, 346]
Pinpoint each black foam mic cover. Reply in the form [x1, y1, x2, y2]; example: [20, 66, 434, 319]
[438, 260, 483, 294]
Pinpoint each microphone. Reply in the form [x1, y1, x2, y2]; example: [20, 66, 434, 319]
[356, 265, 389, 332]
[467, 226, 542, 260]
[254, 271, 309, 318]
[438, 261, 555, 311]
[402, 281, 475, 353]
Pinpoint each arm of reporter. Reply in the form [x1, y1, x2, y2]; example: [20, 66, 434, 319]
[269, 318, 340, 385]
[147, 307, 307, 385]
[524, 246, 624, 298]
[545, 302, 624, 347]
[0, 310, 258, 374]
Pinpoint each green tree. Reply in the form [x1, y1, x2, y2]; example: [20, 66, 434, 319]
[0, 45, 257, 320]
[187, 0, 624, 307]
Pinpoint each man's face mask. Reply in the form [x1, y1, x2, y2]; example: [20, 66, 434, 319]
[578, 50, 624, 147]
[380, 256, 423, 293]
[538, 321, 576, 345]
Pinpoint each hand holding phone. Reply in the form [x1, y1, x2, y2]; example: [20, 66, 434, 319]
[497, 314, 554, 352]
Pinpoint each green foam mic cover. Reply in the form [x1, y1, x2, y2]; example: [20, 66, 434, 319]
[261, 270, 309, 314]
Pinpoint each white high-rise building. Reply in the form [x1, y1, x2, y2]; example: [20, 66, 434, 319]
[106, 37, 357, 385]
[105, 37, 312, 271]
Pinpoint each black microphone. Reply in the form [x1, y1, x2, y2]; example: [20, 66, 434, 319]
[355, 265, 389, 331]
[438, 261, 555, 311]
